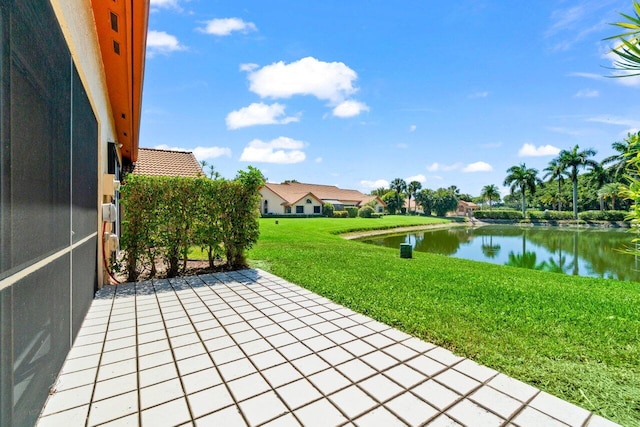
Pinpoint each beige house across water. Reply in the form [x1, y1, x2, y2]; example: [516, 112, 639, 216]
[260, 182, 386, 215]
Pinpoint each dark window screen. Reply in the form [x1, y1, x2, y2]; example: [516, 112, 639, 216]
[3, 0, 71, 275]
[0, 1, 99, 425]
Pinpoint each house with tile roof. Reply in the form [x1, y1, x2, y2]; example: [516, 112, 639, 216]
[260, 182, 386, 216]
[127, 147, 203, 177]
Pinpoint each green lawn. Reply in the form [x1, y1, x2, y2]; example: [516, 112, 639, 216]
[248, 217, 640, 426]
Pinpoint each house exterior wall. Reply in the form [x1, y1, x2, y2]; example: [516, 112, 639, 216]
[259, 187, 324, 215]
[259, 187, 288, 215]
[293, 197, 323, 215]
[0, 1, 116, 425]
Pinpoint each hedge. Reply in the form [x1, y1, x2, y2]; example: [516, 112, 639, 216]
[346, 207, 359, 218]
[527, 210, 575, 220]
[333, 210, 349, 218]
[474, 209, 524, 220]
[578, 210, 629, 222]
[358, 206, 374, 218]
[120, 174, 262, 281]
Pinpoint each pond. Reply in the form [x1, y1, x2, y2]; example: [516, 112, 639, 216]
[359, 225, 640, 282]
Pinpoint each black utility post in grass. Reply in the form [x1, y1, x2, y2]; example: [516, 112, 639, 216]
[400, 243, 412, 258]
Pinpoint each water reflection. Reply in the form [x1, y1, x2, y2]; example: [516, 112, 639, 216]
[359, 225, 640, 282]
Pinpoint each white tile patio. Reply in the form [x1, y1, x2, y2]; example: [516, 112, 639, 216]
[37, 269, 619, 426]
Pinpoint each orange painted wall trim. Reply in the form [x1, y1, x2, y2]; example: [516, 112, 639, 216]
[90, 0, 149, 164]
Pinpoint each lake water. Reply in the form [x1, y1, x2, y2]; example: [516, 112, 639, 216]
[359, 225, 640, 282]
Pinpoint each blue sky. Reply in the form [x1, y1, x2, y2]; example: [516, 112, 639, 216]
[140, 0, 640, 196]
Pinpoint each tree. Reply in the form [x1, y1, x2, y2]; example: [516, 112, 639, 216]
[407, 181, 422, 213]
[586, 164, 608, 211]
[389, 178, 407, 214]
[415, 188, 434, 216]
[602, 132, 640, 183]
[432, 188, 458, 217]
[598, 182, 624, 210]
[606, 1, 640, 76]
[558, 145, 598, 219]
[543, 157, 567, 211]
[480, 184, 500, 210]
[382, 191, 401, 214]
[504, 163, 540, 217]
[370, 187, 388, 197]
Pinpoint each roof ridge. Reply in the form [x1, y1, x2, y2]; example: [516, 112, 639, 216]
[139, 147, 195, 154]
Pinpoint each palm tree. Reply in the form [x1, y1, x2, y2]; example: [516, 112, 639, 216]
[503, 164, 540, 217]
[558, 145, 598, 219]
[602, 132, 640, 183]
[543, 157, 567, 211]
[587, 164, 609, 211]
[407, 181, 422, 213]
[390, 178, 407, 214]
[480, 184, 500, 210]
[598, 182, 624, 210]
[606, 2, 640, 76]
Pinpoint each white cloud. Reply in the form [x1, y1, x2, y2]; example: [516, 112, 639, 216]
[226, 103, 299, 130]
[154, 144, 231, 160]
[315, 157, 323, 163]
[332, 100, 369, 118]
[396, 143, 409, 149]
[198, 18, 257, 36]
[405, 174, 426, 183]
[240, 63, 259, 72]
[518, 143, 560, 157]
[568, 72, 606, 81]
[469, 91, 489, 99]
[239, 137, 306, 164]
[360, 179, 389, 189]
[150, 0, 180, 10]
[245, 57, 359, 103]
[574, 89, 599, 98]
[587, 115, 640, 134]
[409, 125, 417, 132]
[462, 161, 493, 172]
[146, 30, 185, 57]
[426, 162, 461, 172]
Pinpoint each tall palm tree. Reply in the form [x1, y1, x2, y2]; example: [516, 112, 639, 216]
[543, 157, 567, 211]
[480, 184, 500, 210]
[558, 145, 598, 219]
[503, 164, 540, 217]
[407, 181, 422, 213]
[390, 178, 407, 214]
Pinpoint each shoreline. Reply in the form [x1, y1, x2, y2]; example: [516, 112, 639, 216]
[341, 218, 631, 240]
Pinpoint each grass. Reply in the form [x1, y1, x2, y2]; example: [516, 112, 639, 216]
[248, 216, 640, 426]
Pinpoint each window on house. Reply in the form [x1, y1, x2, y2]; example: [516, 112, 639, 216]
[306, 198, 312, 204]
[378, 207, 383, 213]
[313, 206, 321, 214]
[296, 206, 304, 214]
[285, 206, 291, 214]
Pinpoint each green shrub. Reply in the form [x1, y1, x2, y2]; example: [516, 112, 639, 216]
[474, 209, 524, 220]
[121, 171, 263, 281]
[322, 203, 334, 217]
[370, 213, 383, 218]
[346, 207, 359, 218]
[527, 210, 574, 220]
[358, 205, 375, 218]
[578, 210, 629, 221]
[333, 210, 349, 218]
